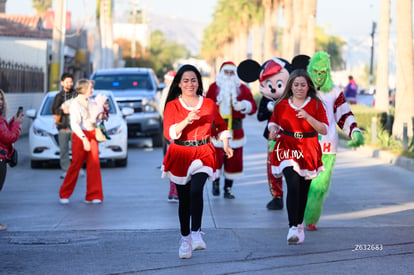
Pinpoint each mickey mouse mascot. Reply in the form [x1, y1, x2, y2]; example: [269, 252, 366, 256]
[238, 55, 309, 210]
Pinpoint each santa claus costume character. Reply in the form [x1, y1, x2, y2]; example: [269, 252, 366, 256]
[268, 69, 328, 245]
[304, 52, 364, 231]
[161, 64, 233, 259]
[206, 61, 257, 199]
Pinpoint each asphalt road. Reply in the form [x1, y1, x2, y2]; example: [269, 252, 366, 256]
[0, 116, 413, 275]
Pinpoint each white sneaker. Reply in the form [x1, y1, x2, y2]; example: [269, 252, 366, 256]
[287, 226, 299, 245]
[179, 235, 192, 259]
[297, 223, 305, 244]
[191, 230, 206, 250]
[79, 169, 85, 177]
[59, 198, 70, 205]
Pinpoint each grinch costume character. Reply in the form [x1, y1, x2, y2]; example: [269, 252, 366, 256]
[305, 51, 364, 230]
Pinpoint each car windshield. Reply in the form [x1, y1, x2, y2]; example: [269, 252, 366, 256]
[40, 95, 117, 115]
[93, 74, 154, 91]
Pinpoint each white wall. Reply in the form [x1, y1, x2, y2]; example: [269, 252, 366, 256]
[0, 38, 49, 135]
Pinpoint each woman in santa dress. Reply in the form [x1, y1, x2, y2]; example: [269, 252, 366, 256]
[268, 69, 328, 245]
[161, 64, 233, 259]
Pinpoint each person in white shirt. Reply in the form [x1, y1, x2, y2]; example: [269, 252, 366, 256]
[58, 79, 104, 205]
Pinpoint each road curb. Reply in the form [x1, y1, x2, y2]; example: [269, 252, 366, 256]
[339, 139, 414, 172]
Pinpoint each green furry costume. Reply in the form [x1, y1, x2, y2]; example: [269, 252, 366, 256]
[304, 52, 364, 228]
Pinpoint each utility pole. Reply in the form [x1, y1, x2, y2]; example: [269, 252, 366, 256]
[49, 0, 67, 91]
[131, 0, 137, 66]
[369, 21, 377, 87]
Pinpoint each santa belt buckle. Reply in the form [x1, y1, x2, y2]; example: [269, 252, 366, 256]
[175, 139, 209, 147]
[294, 132, 304, 139]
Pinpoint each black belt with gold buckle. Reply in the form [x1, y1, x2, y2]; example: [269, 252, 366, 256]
[281, 130, 318, 139]
[174, 139, 210, 147]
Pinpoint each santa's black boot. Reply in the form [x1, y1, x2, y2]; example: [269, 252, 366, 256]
[223, 179, 235, 199]
[266, 196, 283, 210]
[212, 179, 220, 196]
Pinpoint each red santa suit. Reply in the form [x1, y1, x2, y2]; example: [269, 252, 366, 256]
[269, 97, 328, 179]
[206, 61, 257, 198]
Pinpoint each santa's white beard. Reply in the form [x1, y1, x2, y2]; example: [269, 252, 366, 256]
[217, 77, 238, 116]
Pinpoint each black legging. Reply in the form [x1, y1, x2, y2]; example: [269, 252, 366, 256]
[175, 172, 208, 236]
[0, 161, 7, 192]
[283, 166, 311, 227]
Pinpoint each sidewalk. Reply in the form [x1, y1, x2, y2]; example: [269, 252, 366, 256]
[355, 144, 414, 172]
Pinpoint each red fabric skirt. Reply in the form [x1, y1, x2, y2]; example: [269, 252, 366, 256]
[161, 142, 220, 185]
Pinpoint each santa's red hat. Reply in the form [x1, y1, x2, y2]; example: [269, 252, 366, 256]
[164, 70, 176, 80]
[220, 61, 237, 72]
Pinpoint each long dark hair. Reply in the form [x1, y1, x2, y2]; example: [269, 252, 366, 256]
[164, 64, 204, 109]
[275, 69, 321, 105]
[0, 89, 7, 117]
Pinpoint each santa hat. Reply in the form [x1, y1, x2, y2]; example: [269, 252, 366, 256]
[164, 70, 176, 81]
[259, 58, 285, 82]
[220, 61, 237, 72]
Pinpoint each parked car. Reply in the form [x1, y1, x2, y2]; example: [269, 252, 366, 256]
[25, 90, 133, 168]
[90, 68, 164, 147]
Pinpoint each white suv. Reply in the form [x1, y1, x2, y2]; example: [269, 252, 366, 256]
[91, 68, 164, 147]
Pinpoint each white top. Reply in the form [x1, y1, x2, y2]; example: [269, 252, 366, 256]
[69, 97, 96, 139]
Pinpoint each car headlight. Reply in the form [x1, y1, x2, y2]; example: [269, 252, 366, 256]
[106, 124, 123, 135]
[142, 98, 157, 112]
[33, 126, 53, 137]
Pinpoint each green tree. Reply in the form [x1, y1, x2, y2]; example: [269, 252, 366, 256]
[315, 26, 345, 70]
[201, 0, 342, 69]
[32, 0, 52, 19]
[121, 30, 190, 79]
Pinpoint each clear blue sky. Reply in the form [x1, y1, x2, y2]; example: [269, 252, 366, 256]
[6, 0, 385, 41]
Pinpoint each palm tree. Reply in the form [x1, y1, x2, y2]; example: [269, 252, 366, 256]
[249, 1, 264, 62]
[281, 0, 293, 59]
[393, 0, 414, 138]
[32, 0, 52, 19]
[300, 0, 316, 56]
[263, 0, 276, 59]
[375, 0, 391, 112]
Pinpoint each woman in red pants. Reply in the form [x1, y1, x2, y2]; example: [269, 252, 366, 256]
[59, 79, 103, 204]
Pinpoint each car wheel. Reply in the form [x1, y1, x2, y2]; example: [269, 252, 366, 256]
[31, 160, 42, 169]
[152, 133, 163, 148]
[115, 157, 128, 167]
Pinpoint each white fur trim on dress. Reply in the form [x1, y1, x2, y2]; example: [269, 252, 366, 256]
[169, 124, 181, 140]
[271, 160, 325, 180]
[161, 159, 218, 185]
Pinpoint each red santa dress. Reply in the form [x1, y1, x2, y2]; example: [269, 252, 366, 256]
[269, 97, 328, 180]
[161, 96, 231, 185]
